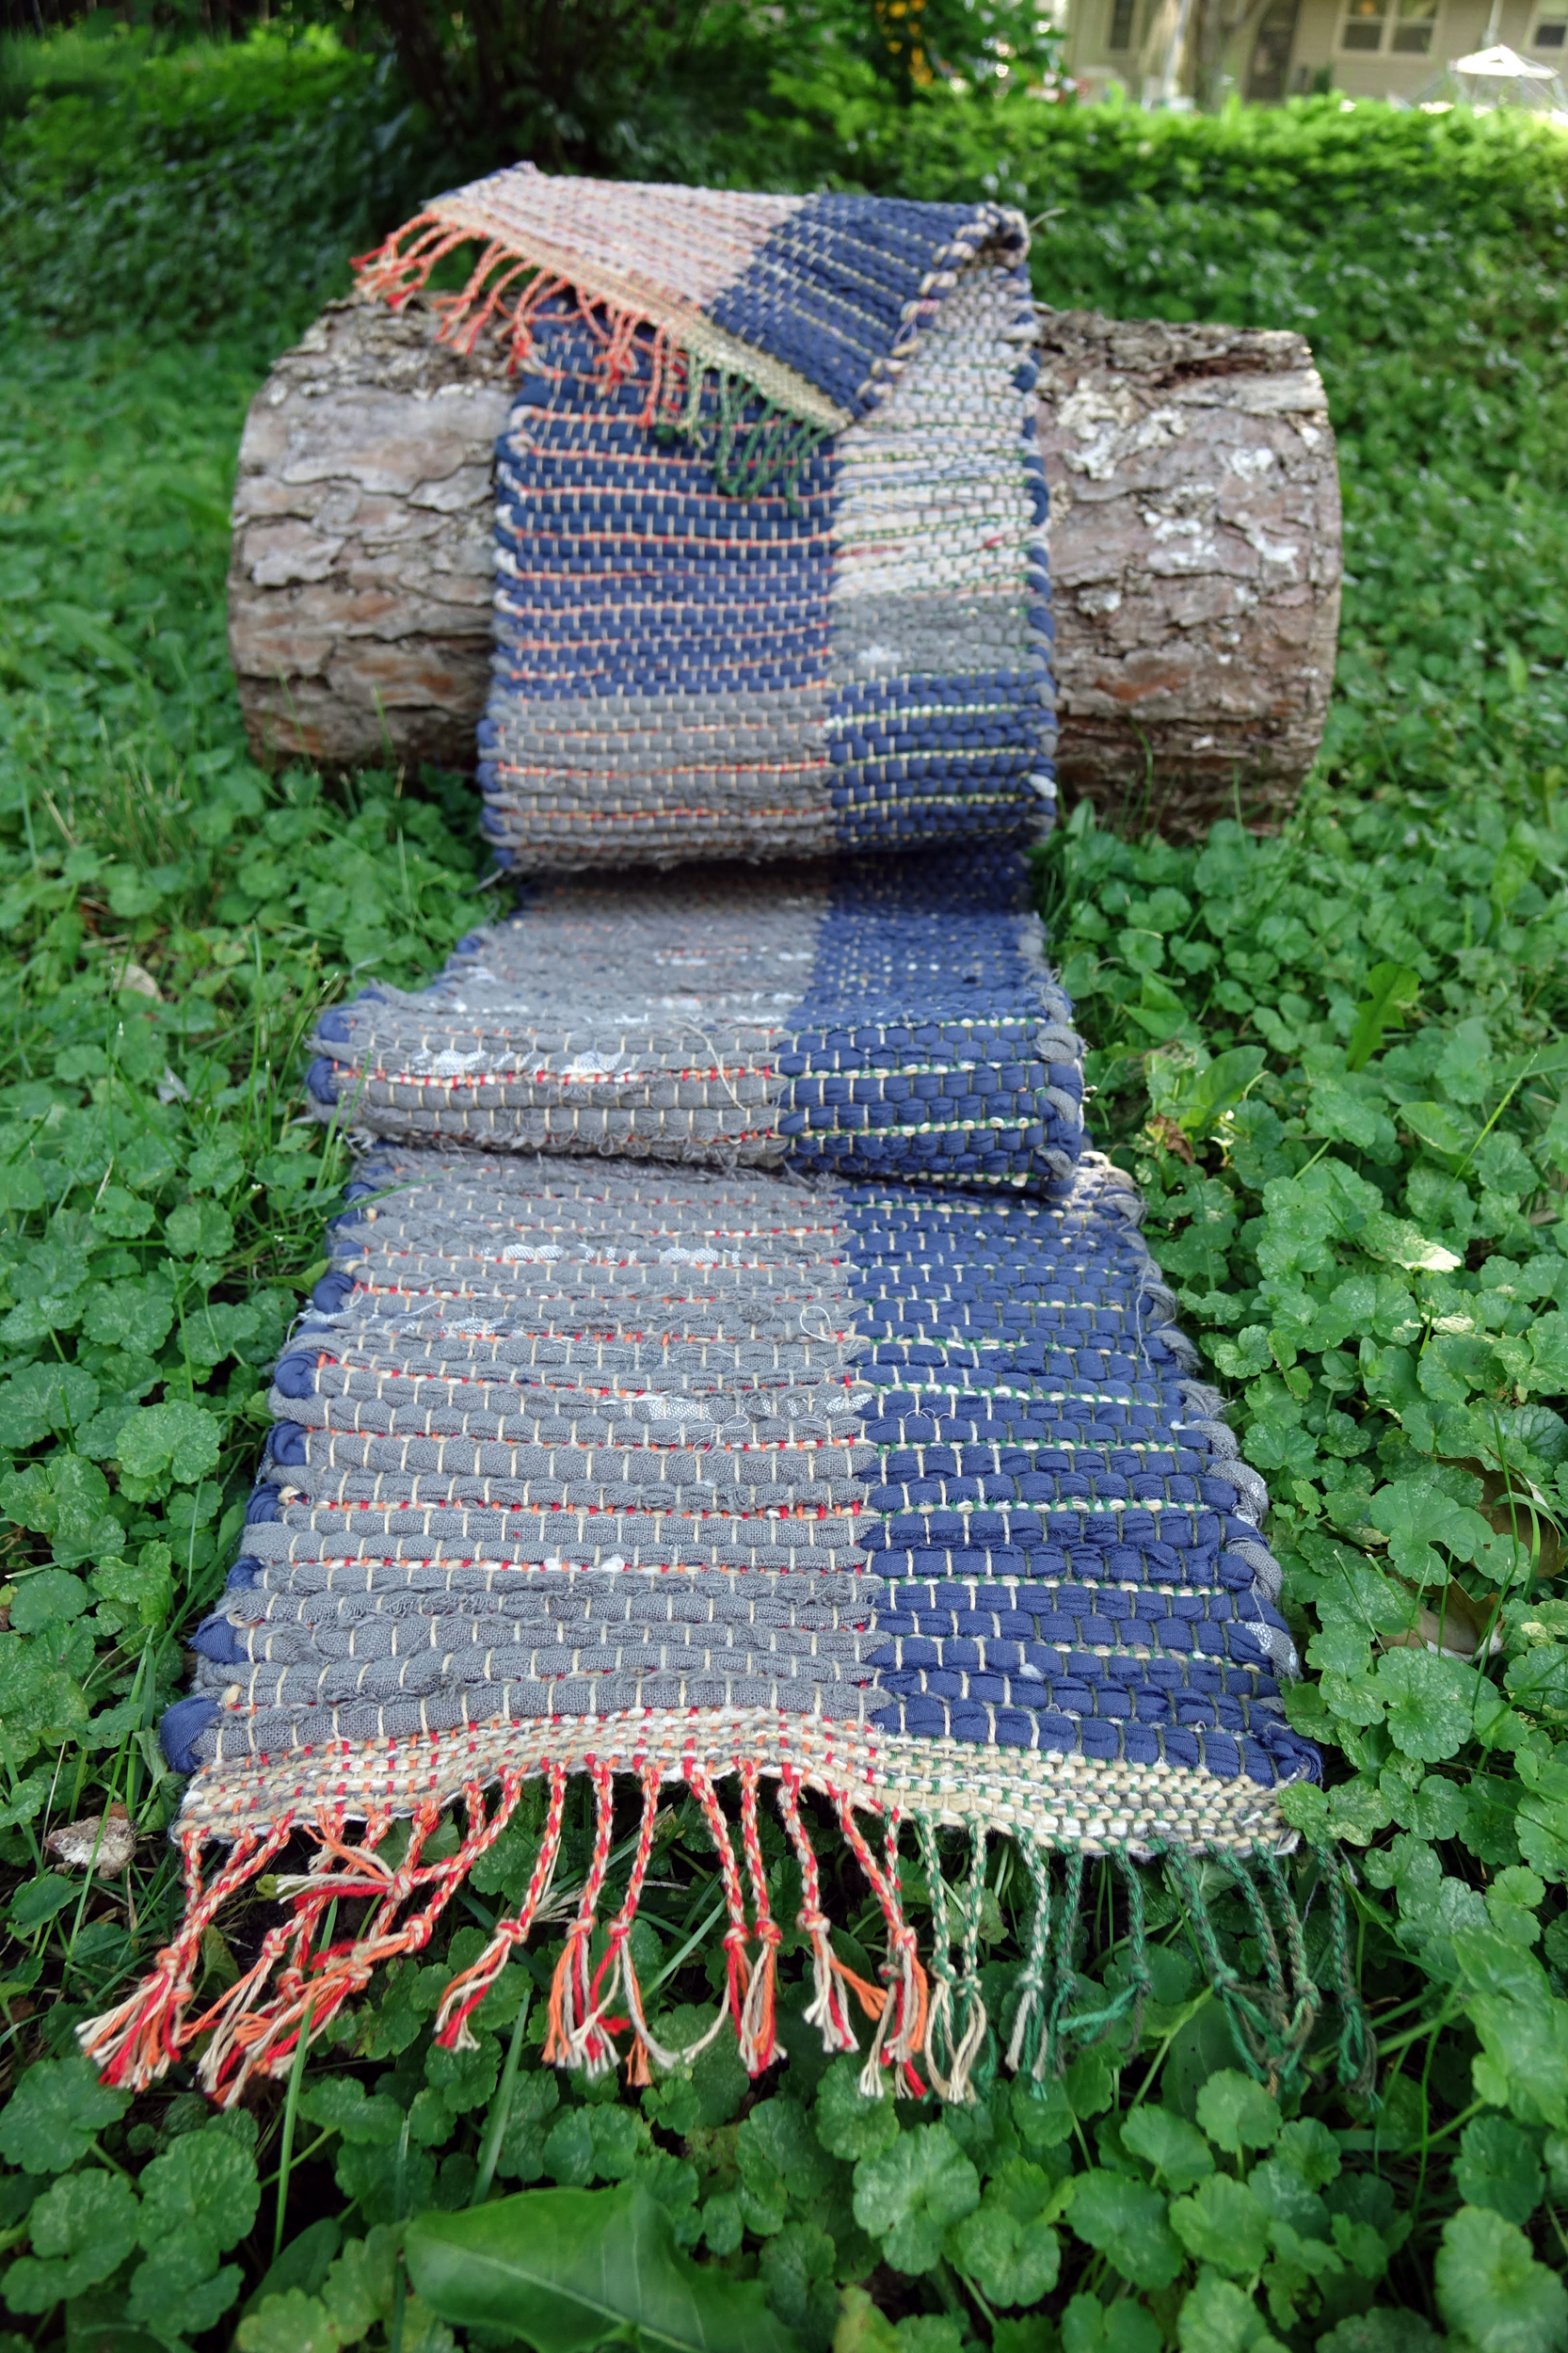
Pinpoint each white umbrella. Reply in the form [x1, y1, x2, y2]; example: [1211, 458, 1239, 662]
[1416, 40, 1568, 110]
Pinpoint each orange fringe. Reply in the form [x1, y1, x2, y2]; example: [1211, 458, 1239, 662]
[352, 214, 675, 397]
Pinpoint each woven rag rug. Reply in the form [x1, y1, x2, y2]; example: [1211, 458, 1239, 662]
[351, 167, 1055, 869]
[80, 843, 1368, 2110]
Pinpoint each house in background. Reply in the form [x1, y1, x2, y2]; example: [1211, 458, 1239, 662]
[1058, 0, 1566, 102]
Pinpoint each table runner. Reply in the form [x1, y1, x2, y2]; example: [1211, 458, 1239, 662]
[354, 169, 1055, 868]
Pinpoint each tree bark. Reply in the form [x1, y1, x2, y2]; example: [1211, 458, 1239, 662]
[229, 292, 1340, 839]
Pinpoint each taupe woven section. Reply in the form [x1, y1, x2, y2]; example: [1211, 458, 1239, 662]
[177, 1706, 1293, 1853]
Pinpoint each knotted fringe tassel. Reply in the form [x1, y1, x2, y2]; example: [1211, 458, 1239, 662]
[919, 1817, 990, 2105]
[436, 1765, 569, 2052]
[776, 1766, 858, 2057]
[736, 1761, 785, 2074]
[351, 224, 824, 505]
[832, 1796, 930, 2099]
[77, 1816, 296, 2089]
[201, 1773, 525, 2100]
[543, 1763, 619, 2073]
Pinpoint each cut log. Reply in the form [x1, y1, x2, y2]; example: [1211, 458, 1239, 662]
[1032, 310, 1341, 836]
[229, 292, 1341, 836]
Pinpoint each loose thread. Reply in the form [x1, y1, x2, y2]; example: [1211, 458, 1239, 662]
[776, 1767, 857, 2056]
[77, 1816, 297, 2089]
[436, 1764, 569, 2050]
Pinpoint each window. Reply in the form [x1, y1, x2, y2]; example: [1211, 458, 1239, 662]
[1340, 0, 1437, 50]
[1108, 0, 1137, 49]
[1535, 8, 1567, 40]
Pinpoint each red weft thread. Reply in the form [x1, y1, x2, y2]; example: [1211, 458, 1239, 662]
[637, 326, 679, 431]
[685, 1763, 753, 2045]
[775, 1767, 858, 2056]
[76, 1815, 297, 2090]
[736, 1760, 783, 2074]
[833, 1793, 930, 2098]
[582, 1765, 663, 2084]
[435, 1761, 568, 2051]
[543, 1762, 616, 2070]
[200, 1774, 525, 2102]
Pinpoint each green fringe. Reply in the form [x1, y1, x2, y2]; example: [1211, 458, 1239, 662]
[930, 1834, 1376, 2108]
[652, 365, 832, 511]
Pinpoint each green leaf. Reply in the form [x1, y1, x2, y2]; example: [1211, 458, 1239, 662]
[814, 2057, 900, 2163]
[1345, 964, 1420, 1074]
[1, 2169, 139, 2314]
[1435, 2205, 1568, 2353]
[404, 2182, 799, 2353]
[0, 2056, 128, 2173]
[115, 1400, 222, 1491]
[235, 2291, 344, 2353]
[1194, 2071, 1282, 2158]
[949, 2202, 1060, 2309]
[1374, 1651, 1477, 1763]
[1176, 2274, 1288, 2353]
[0, 1451, 119, 1567]
[1168, 2174, 1271, 2278]
[137, 2123, 260, 2269]
[1064, 2170, 1182, 2292]
[852, 2123, 980, 2274]
[1455, 2116, 1545, 2225]
[759, 2222, 839, 2352]
[1121, 2108, 1214, 2192]
[164, 1199, 235, 1258]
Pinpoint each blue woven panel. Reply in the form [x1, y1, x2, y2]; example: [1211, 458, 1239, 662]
[304, 849, 1086, 1191]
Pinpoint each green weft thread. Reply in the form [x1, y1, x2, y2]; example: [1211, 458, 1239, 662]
[1165, 1846, 1294, 2090]
[1257, 1846, 1323, 2084]
[1315, 1843, 1379, 2102]
[1008, 1827, 1053, 2082]
[916, 1813, 962, 2088]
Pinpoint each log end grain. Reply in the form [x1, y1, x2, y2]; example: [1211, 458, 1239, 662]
[228, 293, 514, 774]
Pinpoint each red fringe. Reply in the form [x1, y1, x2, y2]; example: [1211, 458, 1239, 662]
[79, 1761, 944, 2104]
[352, 214, 675, 396]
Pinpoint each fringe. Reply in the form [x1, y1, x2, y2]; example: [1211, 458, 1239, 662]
[77, 1765, 1373, 2110]
[351, 216, 830, 508]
